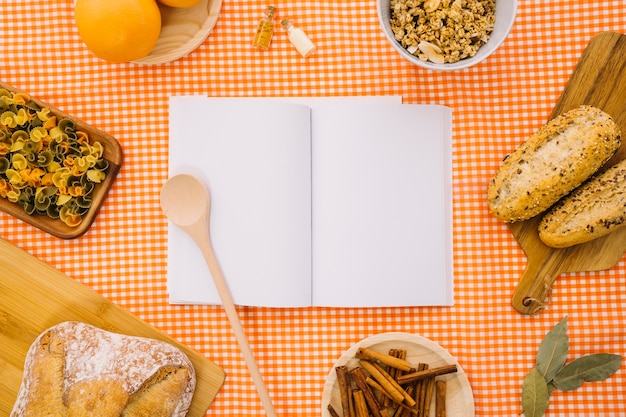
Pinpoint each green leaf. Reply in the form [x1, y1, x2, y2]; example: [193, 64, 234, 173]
[536, 316, 569, 383]
[522, 368, 550, 417]
[553, 353, 623, 391]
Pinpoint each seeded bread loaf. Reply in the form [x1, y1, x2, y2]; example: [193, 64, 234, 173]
[487, 105, 621, 222]
[11, 321, 196, 417]
[539, 158, 626, 248]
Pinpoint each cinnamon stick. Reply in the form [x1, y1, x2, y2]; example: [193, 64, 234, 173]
[359, 360, 406, 404]
[366, 376, 395, 403]
[367, 377, 418, 416]
[392, 384, 416, 417]
[350, 367, 388, 417]
[369, 361, 417, 407]
[396, 364, 457, 385]
[413, 363, 428, 417]
[356, 347, 413, 372]
[383, 349, 399, 407]
[435, 380, 446, 417]
[336, 366, 355, 417]
[421, 377, 436, 417]
[353, 390, 369, 417]
[327, 404, 341, 417]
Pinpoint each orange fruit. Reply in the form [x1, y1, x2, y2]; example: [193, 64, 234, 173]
[74, 0, 162, 63]
[157, 0, 202, 7]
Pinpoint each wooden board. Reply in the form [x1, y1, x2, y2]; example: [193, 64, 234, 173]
[0, 237, 225, 416]
[0, 81, 123, 239]
[510, 32, 626, 315]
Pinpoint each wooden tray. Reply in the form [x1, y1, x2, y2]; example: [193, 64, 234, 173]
[0, 81, 123, 239]
[510, 32, 626, 315]
[0, 237, 225, 416]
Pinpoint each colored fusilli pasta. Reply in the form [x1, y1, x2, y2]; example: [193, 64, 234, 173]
[0, 89, 108, 227]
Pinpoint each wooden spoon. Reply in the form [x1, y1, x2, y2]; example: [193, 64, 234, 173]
[160, 173, 277, 417]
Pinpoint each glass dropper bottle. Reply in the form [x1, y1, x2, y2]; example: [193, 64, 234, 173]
[253, 5, 277, 50]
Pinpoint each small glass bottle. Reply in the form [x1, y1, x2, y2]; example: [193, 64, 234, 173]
[253, 5, 276, 50]
[281, 18, 316, 58]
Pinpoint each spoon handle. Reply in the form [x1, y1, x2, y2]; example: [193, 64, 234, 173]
[195, 234, 278, 417]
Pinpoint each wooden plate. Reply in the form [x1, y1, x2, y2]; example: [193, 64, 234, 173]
[0, 237, 225, 416]
[0, 81, 122, 239]
[132, 0, 223, 65]
[321, 332, 474, 417]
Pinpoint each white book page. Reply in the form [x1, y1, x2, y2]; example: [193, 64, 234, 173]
[311, 104, 453, 307]
[167, 97, 313, 307]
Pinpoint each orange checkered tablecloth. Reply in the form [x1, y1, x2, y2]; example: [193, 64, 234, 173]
[1, 0, 625, 415]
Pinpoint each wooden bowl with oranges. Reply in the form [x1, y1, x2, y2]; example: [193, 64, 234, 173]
[74, 0, 223, 65]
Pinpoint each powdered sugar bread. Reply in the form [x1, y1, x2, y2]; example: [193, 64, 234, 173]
[539, 158, 626, 248]
[487, 105, 621, 223]
[11, 321, 196, 417]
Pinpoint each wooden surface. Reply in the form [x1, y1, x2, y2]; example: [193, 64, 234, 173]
[510, 32, 626, 315]
[0, 81, 123, 239]
[0, 237, 225, 416]
[133, 0, 223, 65]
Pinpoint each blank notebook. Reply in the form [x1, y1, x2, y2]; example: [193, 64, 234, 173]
[167, 97, 453, 307]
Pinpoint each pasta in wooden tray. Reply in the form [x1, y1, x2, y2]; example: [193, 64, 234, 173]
[0, 81, 122, 239]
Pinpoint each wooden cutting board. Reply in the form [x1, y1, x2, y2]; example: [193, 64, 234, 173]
[0, 237, 225, 415]
[510, 32, 626, 315]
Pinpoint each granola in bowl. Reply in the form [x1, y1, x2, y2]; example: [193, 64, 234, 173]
[390, 0, 496, 64]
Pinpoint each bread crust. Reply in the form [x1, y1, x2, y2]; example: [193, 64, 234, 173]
[487, 105, 621, 222]
[539, 158, 626, 247]
[122, 366, 190, 417]
[21, 330, 66, 417]
[11, 322, 196, 417]
[65, 377, 128, 417]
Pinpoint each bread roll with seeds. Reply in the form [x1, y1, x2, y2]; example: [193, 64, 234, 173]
[539, 158, 626, 247]
[487, 105, 621, 222]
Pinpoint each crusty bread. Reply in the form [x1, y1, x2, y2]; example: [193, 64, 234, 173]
[65, 377, 128, 417]
[539, 158, 626, 247]
[122, 366, 190, 416]
[487, 105, 621, 222]
[11, 322, 196, 417]
[20, 330, 66, 417]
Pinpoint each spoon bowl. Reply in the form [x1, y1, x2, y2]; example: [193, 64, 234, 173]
[160, 173, 209, 229]
[160, 174, 277, 417]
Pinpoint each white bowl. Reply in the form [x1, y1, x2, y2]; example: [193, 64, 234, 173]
[377, 0, 517, 70]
